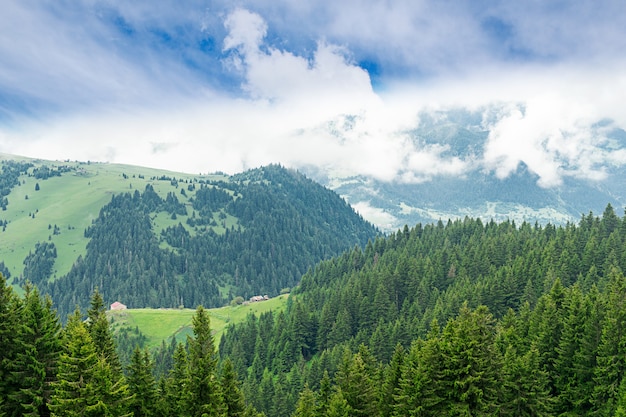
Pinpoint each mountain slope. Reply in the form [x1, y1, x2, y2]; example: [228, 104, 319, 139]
[0, 156, 379, 317]
[218, 206, 626, 416]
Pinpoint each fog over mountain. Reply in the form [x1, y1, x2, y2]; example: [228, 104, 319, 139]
[1, 1, 625, 230]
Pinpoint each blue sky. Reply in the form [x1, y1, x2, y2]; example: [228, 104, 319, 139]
[1, 0, 625, 187]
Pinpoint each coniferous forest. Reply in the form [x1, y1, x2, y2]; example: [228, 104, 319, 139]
[2, 204, 626, 416]
[6, 164, 379, 319]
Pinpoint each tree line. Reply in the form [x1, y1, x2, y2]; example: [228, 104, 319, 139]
[0, 279, 262, 416]
[4, 190, 626, 415]
[32, 165, 378, 319]
[217, 204, 626, 416]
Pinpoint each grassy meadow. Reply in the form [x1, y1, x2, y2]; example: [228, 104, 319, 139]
[108, 294, 289, 349]
[0, 154, 228, 282]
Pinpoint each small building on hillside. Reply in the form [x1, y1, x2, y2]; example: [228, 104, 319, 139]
[110, 301, 127, 311]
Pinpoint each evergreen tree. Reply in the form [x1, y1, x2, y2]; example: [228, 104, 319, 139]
[0, 274, 20, 415]
[379, 344, 405, 417]
[220, 358, 246, 417]
[593, 267, 626, 415]
[162, 342, 188, 416]
[315, 371, 332, 416]
[7, 285, 61, 417]
[439, 304, 501, 416]
[500, 344, 552, 416]
[395, 326, 446, 417]
[293, 385, 316, 417]
[185, 305, 225, 417]
[615, 376, 626, 417]
[334, 347, 378, 417]
[553, 284, 598, 414]
[49, 310, 130, 416]
[127, 347, 157, 417]
[326, 389, 351, 417]
[87, 289, 123, 376]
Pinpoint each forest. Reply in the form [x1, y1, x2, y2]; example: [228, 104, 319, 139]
[17, 164, 378, 319]
[2, 204, 626, 416]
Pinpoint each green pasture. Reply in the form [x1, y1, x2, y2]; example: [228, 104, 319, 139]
[108, 294, 289, 349]
[0, 155, 229, 281]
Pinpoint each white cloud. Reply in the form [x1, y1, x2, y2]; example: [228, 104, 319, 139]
[0, 3, 625, 192]
[222, 8, 376, 115]
[223, 8, 267, 56]
[351, 201, 397, 230]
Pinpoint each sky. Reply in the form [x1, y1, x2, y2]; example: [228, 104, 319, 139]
[1, 0, 625, 188]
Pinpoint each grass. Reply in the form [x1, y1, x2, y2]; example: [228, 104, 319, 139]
[108, 294, 289, 349]
[1, 154, 287, 348]
[0, 155, 232, 282]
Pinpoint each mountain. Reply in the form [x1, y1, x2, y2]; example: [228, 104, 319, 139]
[303, 107, 626, 232]
[0, 155, 379, 318]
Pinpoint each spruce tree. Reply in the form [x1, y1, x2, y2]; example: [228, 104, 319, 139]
[162, 342, 188, 416]
[49, 310, 131, 417]
[553, 284, 597, 414]
[7, 285, 61, 417]
[334, 346, 378, 417]
[326, 389, 351, 417]
[315, 371, 332, 416]
[185, 305, 226, 417]
[439, 304, 501, 416]
[220, 358, 246, 417]
[293, 385, 316, 417]
[86, 289, 123, 376]
[593, 267, 626, 415]
[500, 344, 552, 416]
[0, 274, 20, 415]
[615, 377, 626, 417]
[127, 347, 157, 417]
[379, 344, 404, 417]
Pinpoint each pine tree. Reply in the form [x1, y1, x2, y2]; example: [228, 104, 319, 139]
[553, 284, 597, 414]
[326, 389, 351, 417]
[127, 347, 157, 417]
[220, 358, 246, 417]
[185, 305, 226, 417]
[334, 346, 378, 417]
[379, 344, 405, 417]
[500, 344, 552, 416]
[293, 385, 316, 417]
[162, 342, 188, 416]
[439, 304, 501, 416]
[49, 310, 131, 417]
[395, 334, 445, 417]
[614, 376, 626, 417]
[593, 267, 626, 415]
[0, 274, 20, 415]
[86, 289, 123, 376]
[315, 371, 332, 416]
[7, 285, 61, 417]
[531, 279, 566, 396]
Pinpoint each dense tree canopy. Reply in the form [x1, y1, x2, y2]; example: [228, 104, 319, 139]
[218, 205, 626, 416]
[37, 165, 378, 319]
[2, 203, 626, 416]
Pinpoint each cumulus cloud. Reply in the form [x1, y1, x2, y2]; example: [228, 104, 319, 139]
[0, 1, 625, 192]
[479, 67, 626, 187]
[222, 7, 376, 114]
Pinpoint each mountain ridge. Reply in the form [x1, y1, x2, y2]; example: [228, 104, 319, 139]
[0, 155, 379, 318]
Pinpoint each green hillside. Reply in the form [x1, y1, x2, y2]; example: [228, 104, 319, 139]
[218, 206, 626, 416]
[0, 154, 225, 281]
[0, 154, 379, 318]
[108, 294, 288, 350]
